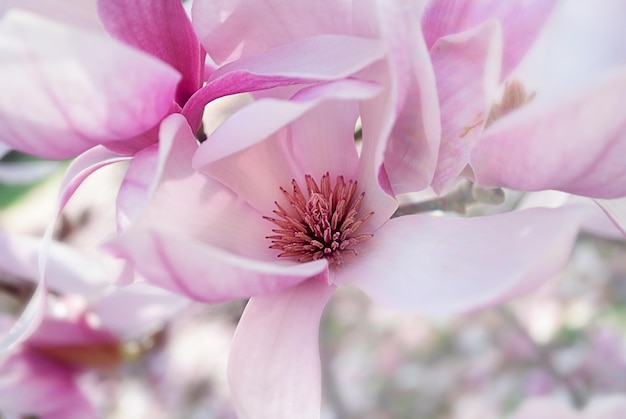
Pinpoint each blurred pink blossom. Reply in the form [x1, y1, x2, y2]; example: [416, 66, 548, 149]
[0, 228, 188, 417]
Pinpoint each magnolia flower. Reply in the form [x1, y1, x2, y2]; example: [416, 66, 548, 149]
[104, 1, 597, 417]
[0, 0, 390, 350]
[109, 78, 589, 417]
[512, 396, 626, 419]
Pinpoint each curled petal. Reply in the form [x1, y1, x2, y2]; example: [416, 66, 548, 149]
[430, 21, 502, 193]
[422, 0, 556, 78]
[192, 0, 352, 64]
[182, 35, 386, 130]
[596, 197, 626, 236]
[194, 80, 380, 216]
[1, 147, 128, 354]
[354, 0, 440, 199]
[98, 0, 204, 104]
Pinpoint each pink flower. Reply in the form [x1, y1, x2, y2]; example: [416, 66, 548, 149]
[0, 0, 388, 350]
[109, 80, 589, 417]
[0, 312, 119, 419]
[512, 396, 626, 419]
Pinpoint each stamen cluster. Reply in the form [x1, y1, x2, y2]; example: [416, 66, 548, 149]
[264, 172, 374, 265]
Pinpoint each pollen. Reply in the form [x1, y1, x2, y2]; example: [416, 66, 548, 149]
[263, 172, 374, 265]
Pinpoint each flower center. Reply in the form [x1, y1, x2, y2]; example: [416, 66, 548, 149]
[264, 172, 374, 265]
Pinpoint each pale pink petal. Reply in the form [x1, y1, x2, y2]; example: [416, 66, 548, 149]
[90, 283, 189, 339]
[110, 229, 328, 303]
[182, 35, 386, 130]
[472, 70, 626, 199]
[421, 0, 556, 78]
[596, 198, 626, 236]
[192, 0, 352, 64]
[430, 21, 502, 193]
[98, 0, 204, 104]
[336, 207, 588, 316]
[228, 279, 334, 419]
[109, 114, 328, 302]
[0, 10, 180, 159]
[194, 80, 380, 216]
[56, 147, 131, 217]
[115, 144, 158, 232]
[354, 0, 440, 200]
[514, 0, 626, 99]
[0, 0, 102, 31]
[512, 398, 579, 419]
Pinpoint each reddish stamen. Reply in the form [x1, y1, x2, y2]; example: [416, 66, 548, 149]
[263, 172, 374, 265]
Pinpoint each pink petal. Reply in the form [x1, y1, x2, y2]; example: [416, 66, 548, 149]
[228, 279, 334, 419]
[430, 21, 502, 193]
[0, 231, 112, 296]
[337, 206, 588, 316]
[0, 10, 180, 159]
[354, 0, 441, 197]
[514, 0, 626, 99]
[109, 114, 328, 302]
[90, 283, 189, 339]
[472, 70, 626, 199]
[182, 35, 386, 130]
[98, 0, 204, 104]
[421, 0, 556, 78]
[191, 0, 352, 64]
[0, 147, 128, 354]
[0, 0, 103, 31]
[596, 198, 626, 236]
[194, 80, 380, 216]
